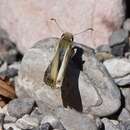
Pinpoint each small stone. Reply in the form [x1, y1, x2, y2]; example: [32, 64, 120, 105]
[96, 44, 111, 53]
[102, 118, 120, 130]
[118, 108, 130, 122]
[7, 98, 35, 118]
[41, 115, 64, 130]
[0, 62, 7, 73]
[0, 68, 18, 78]
[4, 115, 17, 123]
[4, 123, 21, 130]
[119, 121, 130, 130]
[16, 114, 39, 129]
[123, 19, 130, 31]
[104, 58, 130, 78]
[40, 122, 53, 130]
[115, 75, 130, 86]
[109, 29, 129, 56]
[30, 107, 44, 122]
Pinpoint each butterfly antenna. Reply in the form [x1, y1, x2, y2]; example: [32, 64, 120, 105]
[50, 18, 64, 33]
[74, 28, 94, 36]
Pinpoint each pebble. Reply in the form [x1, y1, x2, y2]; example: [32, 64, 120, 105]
[4, 123, 21, 130]
[123, 18, 130, 31]
[109, 29, 129, 56]
[4, 115, 17, 123]
[16, 114, 39, 129]
[7, 98, 35, 118]
[118, 108, 130, 122]
[104, 58, 130, 78]
[41, 115, 65, 130]
[102, 118, 120, 130]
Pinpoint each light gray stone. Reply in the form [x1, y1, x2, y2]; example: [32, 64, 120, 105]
[96, 44, 111, 53]
[16, 38, 121, 117]
[123, 19, 130, 31]
[109, 29, 129, 56]
[104, 58, 130, 78]
[54, 107, 98, 130]
[4, 123, 21, 130]
[16, 114, 39, 130]
[41, 115, 65, 130]
[121, 88, 130, 113]
[115, 75, 130, 86]
[118, 108, 130, 122]
[7, 98, 35, 118]
[102, 118, 120, 130]
[4, 115, 17, 123]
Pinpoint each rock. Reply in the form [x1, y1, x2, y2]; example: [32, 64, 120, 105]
[7, 98, 35, 118]
[4, 115, 17, 123]
[0, 68, 18, 78]
[16, 114, 39, 130]
[121, 88, 130, 113]
[104, 58, 130, 78]
[118, 108, 130, 122]
[102, 118, 120, 130]
[0, 62, 7, 73]
[54, 107, 98, 130]
[0, 0, 125, 53]
[4, 123, 21, 130]
[96, 44, 111, 53]
[115, 75, 130, 86]
[30, 107, 44, 122]
[0, 105, 9, 115]
[109, 29, 129, 56]
[16, 38, 121, 117]
[119, 121, 130, 130]
[41, 115, 65, 130]
[40, 123, 53, 130]
[123, 19, 130, 31]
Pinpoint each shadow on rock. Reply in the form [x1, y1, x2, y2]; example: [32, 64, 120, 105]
[61, 47, 84, 112]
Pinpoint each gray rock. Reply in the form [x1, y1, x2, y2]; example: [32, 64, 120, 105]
[40, 123, 53, 130]
[118, 108, 130, 122]
[16, 38, 121, 117]
[4, 123, 21, 130]
[41, 115, 65, 130]
[119, 121, 130, 130]
[54, 107, 98, 130]
[0, 62, 7, 73]
[30, 107, 44, 122]
[7, 98, 35, 118]
[109, 29, 129, 56]
[16, 114, 39, 129]
[96, 44, 111, 53]
[104, 58, 130, 78]
[123, 19, 130, 31]
[121, 88, 130, 113]
[4, 115, 17, 123]
[115, 75, 130, 86]
[102, 118, 120, 130]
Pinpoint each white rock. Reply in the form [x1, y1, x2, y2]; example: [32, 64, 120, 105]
[16, 114, 39, 129]
[4, 123, 21, 130]
[0, 0, 125, 53]
[104, 58, 130, 78]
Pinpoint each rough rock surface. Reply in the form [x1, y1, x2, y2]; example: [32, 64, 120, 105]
[16, 38, 121, 117]
[104, 58, 130, 85]
[7, 98, 35, 118]
[16, 114, 39, 129]
[0, 0, 125, 53]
